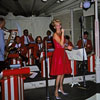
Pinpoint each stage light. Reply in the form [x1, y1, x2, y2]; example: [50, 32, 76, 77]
[59, 0, 64, 2]
[41, 0, 48, 2]
[80, 0, 95, 10]
[56, 0, 60, 3]
[41, 0, 64, 3]
[56, 0, 64, 3]
[83, 0, 91, 10]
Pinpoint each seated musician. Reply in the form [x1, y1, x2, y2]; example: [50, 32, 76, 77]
[10, 36, 28, 63]
[43, 30, 54, 49]
[21, 29, 34, 46]
[64, 35, 73, 50]
[34, 36, 43, 72]
[77, 31, 92, 55]
[76, 31, 92, 75]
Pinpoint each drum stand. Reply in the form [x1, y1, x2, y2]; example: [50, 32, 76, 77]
[70, 60, 80, 87]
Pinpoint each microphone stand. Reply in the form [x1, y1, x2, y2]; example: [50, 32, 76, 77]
[80, 16, 87, 88]
[82, 40, 86, 88]
[45, 40, 50, 100]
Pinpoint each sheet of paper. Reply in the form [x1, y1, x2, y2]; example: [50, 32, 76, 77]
[66, 48, 87, 61]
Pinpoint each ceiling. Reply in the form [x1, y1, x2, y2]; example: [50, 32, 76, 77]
[0, 0, 100, 17]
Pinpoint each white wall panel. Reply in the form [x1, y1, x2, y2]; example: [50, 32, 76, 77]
[33, 17, 52, 39]
[1, 13, 52, 39]
[53, 12, 72, 40]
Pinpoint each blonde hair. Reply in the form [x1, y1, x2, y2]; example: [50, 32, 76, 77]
[51, 19, 61, 27]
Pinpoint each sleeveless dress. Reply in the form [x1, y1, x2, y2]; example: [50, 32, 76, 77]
[50, 38, 72, 76]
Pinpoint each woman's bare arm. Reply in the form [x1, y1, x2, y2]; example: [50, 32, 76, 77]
[53, 29, 64, 46]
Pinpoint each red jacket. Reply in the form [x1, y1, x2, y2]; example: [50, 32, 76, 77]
[43, 36, 54, 49]
[77, 39, 92, 54]
[33, 43, 44, 59]
[33, 44, 39, 59]
[11, 42, 27, 56]
[21, 35, 34, 46]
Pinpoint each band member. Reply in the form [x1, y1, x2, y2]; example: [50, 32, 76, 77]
[50, 19, 72, 99]
[10, 36, 28, 63]
[0, 17, 9, 72]
[64, 35, 73, 50]
[34, 36, 43, 72]
[77, 31, 92, 75]
[21, 29, 34, 46]
[20, 29, 35, 63]
[43, 30, 54, 49]
[43, 30, 52, 42]
[77, 31, 92, 55]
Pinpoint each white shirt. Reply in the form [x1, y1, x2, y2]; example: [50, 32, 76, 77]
[38, 43, 43, 50]
[83, 39, 87, 45]
[15, 43, 21, 48]
[24, 36, 30, 45]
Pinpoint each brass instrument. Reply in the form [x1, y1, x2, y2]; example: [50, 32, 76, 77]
[5, 30, 13, 60]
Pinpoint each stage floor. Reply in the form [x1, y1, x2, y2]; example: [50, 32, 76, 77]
[0, 73, 98, 100]
[24, 81, 100, 100]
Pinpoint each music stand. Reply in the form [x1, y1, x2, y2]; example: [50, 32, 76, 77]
[70, 60, 80, 87]
[66, 48, 87, 87]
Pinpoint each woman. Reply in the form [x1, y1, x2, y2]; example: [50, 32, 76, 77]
[34, 36, 43, 72]
[50, 19, 72, 99]
[10, 36, 28, 64]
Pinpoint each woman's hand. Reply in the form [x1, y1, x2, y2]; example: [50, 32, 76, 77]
[67, 45, 73, 50]
[61, 28, 64, 34]
[61, 28, 64, 37]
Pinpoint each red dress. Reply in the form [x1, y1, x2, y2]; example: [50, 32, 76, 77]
[50, 39, 72, 76]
